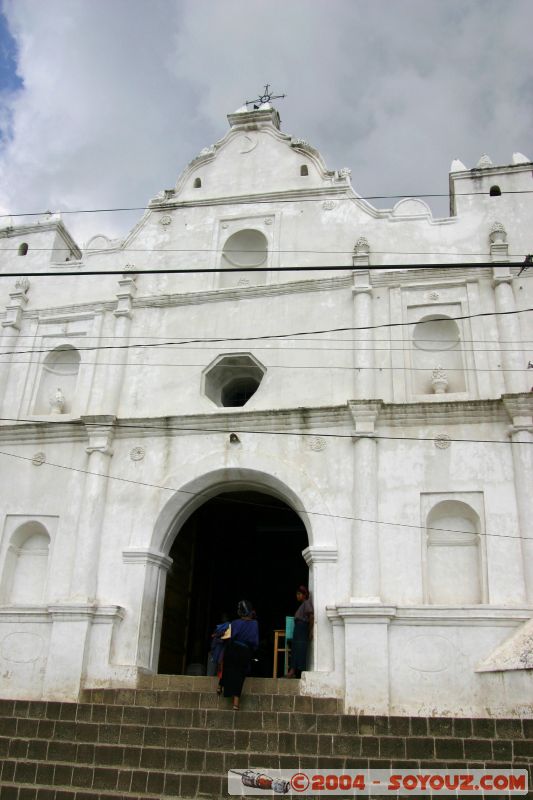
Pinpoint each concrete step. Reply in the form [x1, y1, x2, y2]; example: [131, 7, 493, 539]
[135, 675, 303, 692]
[0, 695, 531, 799]
[0, 785, 161, 800]
[2, 698, 532, 740]
[81, 687, 342, 714]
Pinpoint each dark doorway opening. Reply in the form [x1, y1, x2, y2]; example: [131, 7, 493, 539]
[158, 490, 308, 677]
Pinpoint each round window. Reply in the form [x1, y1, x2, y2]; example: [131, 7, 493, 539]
[222, 229, 268, 268]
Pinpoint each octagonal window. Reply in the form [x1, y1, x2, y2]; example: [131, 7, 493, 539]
[203, 353, 266, 407]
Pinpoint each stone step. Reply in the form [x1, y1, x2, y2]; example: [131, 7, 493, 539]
[1, 731, 529, 766]
[1, 693, 531, 799]
[1, 757, 227, 798]
[81, 687, 341, 714]
[0, 753, 525, 800]
[2, 698, 532, 739]
[135, 675, 302, 693]
[0, 785, 161, 800]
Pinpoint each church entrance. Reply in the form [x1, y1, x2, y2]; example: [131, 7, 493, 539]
[157, 490, 309, 677]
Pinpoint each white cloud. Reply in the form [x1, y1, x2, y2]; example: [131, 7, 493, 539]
[0, 0, 531, 242]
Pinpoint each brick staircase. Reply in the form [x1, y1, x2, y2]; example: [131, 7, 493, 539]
[0, 675, 531, 799]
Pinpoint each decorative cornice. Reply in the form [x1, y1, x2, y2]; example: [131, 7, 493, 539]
[5, 265, 523, 324]
[0, 397, 518, 446]
[378, 398, 507, 427]
[149, 186, 351, 212]
[122, 548, 173, 571]
[502, 393, 533, 423]
[335, 604, 397, 622]
[81, 415, 116, 456]
[302, 546, 338, 565]
[330, 604, 532, 626]
[348, 400, 383, 436]
[0, 605, 53, 623]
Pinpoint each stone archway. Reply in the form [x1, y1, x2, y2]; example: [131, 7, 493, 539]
[158, 489, 309, 676]
[148, 468, 316, 677]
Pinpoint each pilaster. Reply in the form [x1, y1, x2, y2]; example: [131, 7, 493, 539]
[337, 604, 395, 714]
[503, 394, 533, 602]
[303, 546, 337, 672]
[69, 416, 116, 603]
[108, 271, 137, 412]
[0, 278, 30, 414]
[492, 264, 527, 393]
[348, 401, 382, 602]
[122, 547, 173, 671]
[352, 248, 375, 401]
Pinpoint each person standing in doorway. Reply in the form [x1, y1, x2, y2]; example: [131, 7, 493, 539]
[286, 586, 314, 678]
[217, 600, 259, 710]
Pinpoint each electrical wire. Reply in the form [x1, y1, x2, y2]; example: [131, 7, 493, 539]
[0, 261, 529, 277]
[0, 358, 530, 373]
[1, 246, 532, 258]
[0, 446, 530, 542]
[0, 417, 529, 447]
[1, 187, 533, 218]
[0, 306, 531, 359]
[1, 334, 531, 345]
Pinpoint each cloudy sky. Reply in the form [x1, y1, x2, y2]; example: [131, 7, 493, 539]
[0, 0, 531, 244]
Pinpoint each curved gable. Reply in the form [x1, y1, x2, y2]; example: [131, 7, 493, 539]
[173, 105, 336, 201]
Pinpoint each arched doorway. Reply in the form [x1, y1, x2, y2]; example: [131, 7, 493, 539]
[158, 489, 308, 677]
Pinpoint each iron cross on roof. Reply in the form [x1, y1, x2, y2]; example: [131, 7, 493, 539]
[245, 84, 286, 109]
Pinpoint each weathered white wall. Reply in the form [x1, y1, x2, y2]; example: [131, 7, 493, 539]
[0, 104, 531, 714]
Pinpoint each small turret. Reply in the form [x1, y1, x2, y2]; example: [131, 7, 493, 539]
[448, 153, 532, 217]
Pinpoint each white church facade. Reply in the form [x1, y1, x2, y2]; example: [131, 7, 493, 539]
[0, 104, 531, 717]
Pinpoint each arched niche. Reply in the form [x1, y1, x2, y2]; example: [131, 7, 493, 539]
[426, 500, 483, 604]
[412, 315, 466, 395]
[0, 521, 50, 604]
[220, 229, 268, 288]
[34, 344, 81, 415]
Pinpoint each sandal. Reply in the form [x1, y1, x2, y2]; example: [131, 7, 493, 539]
[216, 685, 222, 696]
[232, 704, 239, 711]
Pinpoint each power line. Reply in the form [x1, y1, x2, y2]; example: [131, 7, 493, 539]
[0, 417, 529, 447]
[2, 334, 532, 345]
[1, 246, 532, 258]
[0, 306, 531, 359]
[0, 261, 528, 278]
[1, 187, 533, 218]
[0, 358, 530, 373]
[2, 333, 530, 359]
[0, 446, 530, 542]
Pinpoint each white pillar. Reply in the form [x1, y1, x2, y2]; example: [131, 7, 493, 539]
[510, 423, 533, 603]
[0, 278, 29, 417]
[349, 402, 381, 602]
[340, 605, 395, 714]
[493, 267, 528, 394]
[303, 546, 338, 673]
[69, 416, 115, 603]
[107, 272, 137, 413]
[352, 259, 375, 400]
[503, 395, 533, 603]
[87, 272, 137, 416]
[42, 606, 94, 700]
[122, 548, 173, 671]
[325, 607, 345, 695]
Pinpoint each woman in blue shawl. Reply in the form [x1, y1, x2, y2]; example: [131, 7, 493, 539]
[217, 600, 259, 710]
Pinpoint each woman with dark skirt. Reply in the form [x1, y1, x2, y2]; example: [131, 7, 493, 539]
[286, 586, 314, 678]
[217, 600, 259, 710]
